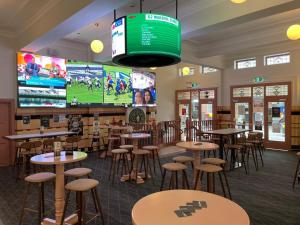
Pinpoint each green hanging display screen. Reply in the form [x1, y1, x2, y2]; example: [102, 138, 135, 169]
[112, 13, 181, 67]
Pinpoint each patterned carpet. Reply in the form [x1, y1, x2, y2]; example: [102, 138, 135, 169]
[0, 147, 299, 225]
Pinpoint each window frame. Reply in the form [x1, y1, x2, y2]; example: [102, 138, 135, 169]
[234, 57, 257, 70]
[264, 52, 290, 66]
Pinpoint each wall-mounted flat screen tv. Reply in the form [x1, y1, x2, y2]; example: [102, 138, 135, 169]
[132, 71, 156, 106]
[103, 65, 133, 105]
[17, 52, 67, 108]
[66, 60, 104, 107]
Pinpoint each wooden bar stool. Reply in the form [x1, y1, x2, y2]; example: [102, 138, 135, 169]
[160, 163, 189, 191]
[172, 155, 194, 169]
[61, 179, 105, 225]
[19, 172, 56, 225]
[292, 152, 300, 188]
[109, 149, 130, 184]
[194, 164, 232, 199]
[65, 136, 81, 151]
[131, 150, 154, 184]
[107, 136, 120, 156]
[43, 138, 61, 153]
[65, 167, 92, 183]
[142, 145, 162, 175]
[201, 157, 232, 198]
[120, 144, 134, 159]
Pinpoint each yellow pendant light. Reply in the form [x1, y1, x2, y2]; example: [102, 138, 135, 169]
[90, 23, 104, 54]
[230, 0, 247, 3]
[90, 40, 104, 53]
[182, 67, 190, 76]
[287, 24, 300, 40]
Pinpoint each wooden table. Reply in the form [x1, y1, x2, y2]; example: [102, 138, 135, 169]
[132, 190, 250, 225]
[202, 128, 249, 158]
[31, 151, 87, 225]
[176, 141, 219, 190]
[4, 131, 76, 141]
[120, 133, 151, 184]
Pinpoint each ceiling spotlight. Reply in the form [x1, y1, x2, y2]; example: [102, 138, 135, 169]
[230, 0, 247, 3]
[287, 24, 300, 40]
[150, 67, 157, 70]
[91, 40, 104, 53]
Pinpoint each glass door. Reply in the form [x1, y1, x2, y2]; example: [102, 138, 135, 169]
[178, 101, 190, 140]
[265, 100, 289, 149]
[200, 103, 213, 130]
[234, 102, 251, 130]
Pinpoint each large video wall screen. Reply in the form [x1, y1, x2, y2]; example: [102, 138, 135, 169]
[17, 52, 156, 108]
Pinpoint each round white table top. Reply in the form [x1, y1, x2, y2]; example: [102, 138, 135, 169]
[121, 133, 151, 139]
[176, 141, 219, 151]
[132, 190, 250, 225]
[30, 151, 87, 165]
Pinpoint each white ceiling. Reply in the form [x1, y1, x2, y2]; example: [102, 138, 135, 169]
[1, 0, 300, 68]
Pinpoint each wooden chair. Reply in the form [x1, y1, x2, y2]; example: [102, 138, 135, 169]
[43, 138, 61, 153]
[65, 136, 81, 151]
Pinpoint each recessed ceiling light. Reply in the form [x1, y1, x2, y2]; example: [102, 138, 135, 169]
[230, 0, 247, 3]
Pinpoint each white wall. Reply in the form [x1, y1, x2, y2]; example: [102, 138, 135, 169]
[0, 37, 17, 100]
[222, 49, 300, 106]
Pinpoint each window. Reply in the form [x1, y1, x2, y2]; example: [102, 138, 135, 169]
[234, 58, 256, 70]
[200, 90, 215, 99]
[266, 85, 288, 96]
[178, 67, 195, 76]
[202, 66, 218, 74]
[264, 52, 290, 66]
[233, 87, 252, 97]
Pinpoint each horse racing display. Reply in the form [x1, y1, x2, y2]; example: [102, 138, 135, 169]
[17, 52, 155, 108]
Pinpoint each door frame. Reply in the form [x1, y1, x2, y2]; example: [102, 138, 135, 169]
[0, 99, 15, 165]
[230, 82, 291, 149]
[264, 94, 291, 150]
[199, 87, 218, 129]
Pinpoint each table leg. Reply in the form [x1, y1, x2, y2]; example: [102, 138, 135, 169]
[121, 139, 144, 184]
[193, 151, 201, 190]
[219, 135, 224, 159]
[55, 164, 65, 225]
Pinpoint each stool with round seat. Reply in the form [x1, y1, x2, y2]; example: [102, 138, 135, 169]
[131, 149, 154, 184]
[120, 144, 134, 159]
[194, 164, 232, 199]
[173, 155, 194, 169]
[142, 145, 162, 175]
[292, 152, 300, 188]
[19, 172, 56, 225]
[160, 163, 189, 191]
[65, 167, 92, 183]
[109, 149, 130, 184]
[61, 178, 105, 225]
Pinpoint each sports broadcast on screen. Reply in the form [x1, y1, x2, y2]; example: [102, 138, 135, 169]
[17, 52, 67, 108]
[132, 71, 156, 106]
[66, 60, 104, 107]
[103, 65, 133, 105]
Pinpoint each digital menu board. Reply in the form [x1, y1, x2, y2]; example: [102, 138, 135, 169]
[112, 13, 181, 67]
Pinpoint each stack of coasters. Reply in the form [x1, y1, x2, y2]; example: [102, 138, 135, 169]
[174, 200, 207, 217]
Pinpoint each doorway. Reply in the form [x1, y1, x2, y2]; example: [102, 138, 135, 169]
[231, 83, 291, 149]
[0, 99, 15, 166]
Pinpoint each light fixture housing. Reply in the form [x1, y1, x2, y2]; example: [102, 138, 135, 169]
[90, 40, 104, 53]
[287, 24, 300, 40]
[230, 0, 247, 3]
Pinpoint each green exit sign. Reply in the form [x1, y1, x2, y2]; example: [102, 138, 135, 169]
[252, 76, 265, 83]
